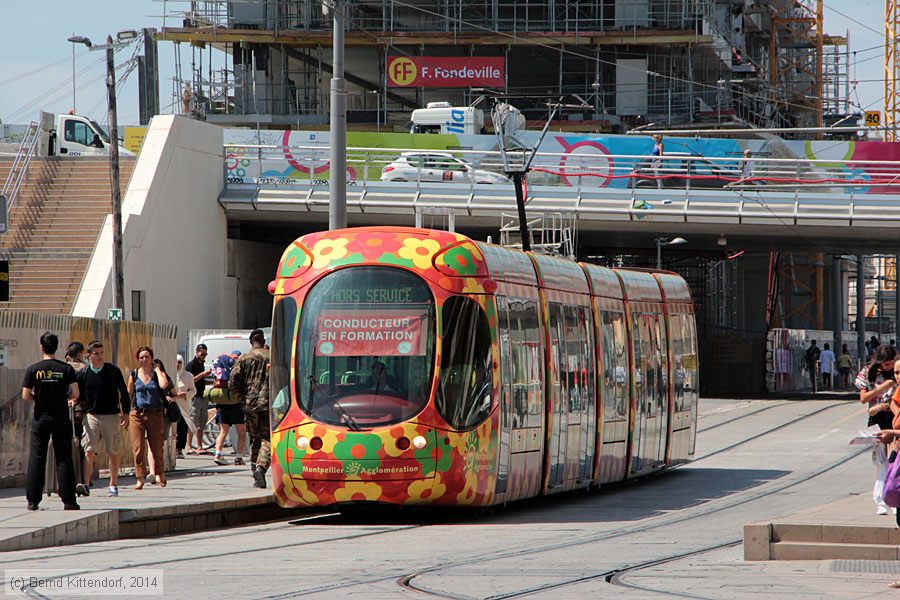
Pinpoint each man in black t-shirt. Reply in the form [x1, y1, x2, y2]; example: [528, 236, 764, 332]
[23, 332, 80, 511]
[185, 344, 210, 453]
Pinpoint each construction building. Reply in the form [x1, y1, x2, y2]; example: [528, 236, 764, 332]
[158, 0, 850, 133]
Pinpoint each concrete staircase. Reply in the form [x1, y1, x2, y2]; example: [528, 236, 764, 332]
[0, 157, 136, 314]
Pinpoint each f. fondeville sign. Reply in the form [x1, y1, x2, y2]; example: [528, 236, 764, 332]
[387, 56, 505, 88]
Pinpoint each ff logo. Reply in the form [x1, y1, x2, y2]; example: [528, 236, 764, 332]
[388, 57, 417, 86]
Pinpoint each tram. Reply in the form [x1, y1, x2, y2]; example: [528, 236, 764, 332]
[267, 227, 697, 508]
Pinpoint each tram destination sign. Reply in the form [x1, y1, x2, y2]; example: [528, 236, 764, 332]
[315, 307, 428, 357]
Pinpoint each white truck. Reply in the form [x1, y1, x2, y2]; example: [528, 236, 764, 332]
[410, 102, 484, 135]
[37, 111, 133, 157]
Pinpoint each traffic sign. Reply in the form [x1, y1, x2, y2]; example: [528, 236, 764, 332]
[865, 111, 881, 127]
[108, 308, 123, 321]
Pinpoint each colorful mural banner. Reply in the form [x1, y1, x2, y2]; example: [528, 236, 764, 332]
[223, 128, 900, 195]
[386, 56, 505, 88]
[316, 308, 428, 357]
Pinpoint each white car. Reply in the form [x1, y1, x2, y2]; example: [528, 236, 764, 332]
[380, 152, 509, 184]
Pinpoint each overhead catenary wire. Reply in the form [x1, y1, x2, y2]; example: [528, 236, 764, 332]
[4, 55, 109, 123]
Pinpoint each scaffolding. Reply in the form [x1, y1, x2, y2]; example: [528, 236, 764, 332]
[156, 1, 845, 133]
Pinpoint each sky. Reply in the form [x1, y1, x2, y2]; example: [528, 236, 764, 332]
[0, 1, 888, 127]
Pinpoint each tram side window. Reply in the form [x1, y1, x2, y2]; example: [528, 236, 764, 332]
[578, 306, 595, 413]
[519, 298, 543, 421]
[437, 296, 493, 430]
[631, 313, 644, 414]
[683, 314, 698, 413]
[271, 296, 297, 427]
[564, 306, 583, 411]
[506, 298, 528, 427]
[549, 303, 567, 414]
[672, 314, 686, 413]
[654, 314, 668, 411]
[600, 311, 627, 420]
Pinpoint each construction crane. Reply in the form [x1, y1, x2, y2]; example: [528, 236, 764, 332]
[887, 0, 900, 140]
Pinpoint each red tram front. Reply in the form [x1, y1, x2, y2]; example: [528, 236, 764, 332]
[268, 227, 698, 508]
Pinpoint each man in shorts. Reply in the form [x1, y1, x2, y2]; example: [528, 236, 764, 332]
[77, 341, 130, 497]
[185, 344, 210, 454]
[212, 351, 247, 466]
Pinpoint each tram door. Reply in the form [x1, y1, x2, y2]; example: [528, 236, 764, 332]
[495, 297, 512, 495]
[630, 312, 659, 475]
[654, 314, 670, 466]
[546, 303, 567, 488]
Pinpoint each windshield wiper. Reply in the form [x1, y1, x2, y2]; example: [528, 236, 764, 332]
[308, 376, 362, 431]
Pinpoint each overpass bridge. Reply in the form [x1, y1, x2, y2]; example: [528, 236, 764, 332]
[219, 144, 900, 251]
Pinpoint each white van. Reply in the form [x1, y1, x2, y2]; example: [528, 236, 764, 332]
[410, 102, 484, 135]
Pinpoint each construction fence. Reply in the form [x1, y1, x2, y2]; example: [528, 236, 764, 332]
[0, 311, 177, 488]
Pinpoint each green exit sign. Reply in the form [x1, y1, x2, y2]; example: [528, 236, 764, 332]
[108, 308, 123, 321]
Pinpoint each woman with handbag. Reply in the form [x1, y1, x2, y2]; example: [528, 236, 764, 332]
[857, 345, 899, 515]
[127, 347, 170, 489]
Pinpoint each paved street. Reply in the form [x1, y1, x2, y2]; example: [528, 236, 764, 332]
[0, 397, 892, 599]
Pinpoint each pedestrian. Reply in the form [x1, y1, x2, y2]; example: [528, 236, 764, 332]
[229, 329, 270, 488]
[837, 344, 853, 389]
[855, 345, 898, 515]
[804, 339, 820, 389]
[148, 358, 176, 484]
[209, 351, 247, 466]
[77, 340, 129, 497]
[23, 332, 81, 511]
[173, 354, 197, 459]
[866, 341, 873, 361]
[873, 336, 882, 350]
[63, 341, 87, 492]
[185, 344, 210, 454]
[739, 148, 754, 183]
[819, 342, 835, 390]
[127, 346, 169, 490]
[650, 134, 664, 189]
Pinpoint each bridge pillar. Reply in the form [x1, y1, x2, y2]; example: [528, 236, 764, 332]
[857, 254, 867, 363]
[832, 255, 842, 352]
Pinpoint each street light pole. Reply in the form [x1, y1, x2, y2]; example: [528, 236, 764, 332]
[655, 237, 687, 270]
[71, 35, 76, 112]
[329, 0, 347, 230]
[105, 36, 125, 313]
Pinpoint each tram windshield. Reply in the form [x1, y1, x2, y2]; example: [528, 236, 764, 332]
[296, 267, 436, 429]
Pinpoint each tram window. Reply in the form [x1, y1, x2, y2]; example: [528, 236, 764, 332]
[564, 305, 582, 411]
[578, 306, 594, 412]
[672, 314, 685, 413]
[271, 296, 298, 428]
[654, 314, 667, 411]
[507, 299, 529, 426]
[296, 267, 436, 429]
[519, 298, 542, 421]
[436, 296, 493, 430]
[601, 311, 628, 420]
[549, 303, 566, 414]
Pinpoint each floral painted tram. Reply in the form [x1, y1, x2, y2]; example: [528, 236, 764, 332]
[267, 227, 698, 508]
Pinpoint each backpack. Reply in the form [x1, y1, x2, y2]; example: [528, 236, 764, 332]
[211, 354, 237, 389]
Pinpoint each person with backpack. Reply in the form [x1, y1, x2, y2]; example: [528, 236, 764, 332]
[77, 340, 129, 497]
[207, 351, 247, 466]
[229, 330, 270, 488]
[127, 346, 170, 490]
[804, 340, 821, 389]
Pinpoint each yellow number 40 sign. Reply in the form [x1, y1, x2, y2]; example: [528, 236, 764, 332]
[865, 111, 881, 127]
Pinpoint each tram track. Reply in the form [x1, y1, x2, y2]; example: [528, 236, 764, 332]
[696, 400, 793, 434]
[394, 405, 869, 600]
[3, 400, 867, 599]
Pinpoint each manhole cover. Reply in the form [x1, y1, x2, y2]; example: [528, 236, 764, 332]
[831, 560, 900, 575]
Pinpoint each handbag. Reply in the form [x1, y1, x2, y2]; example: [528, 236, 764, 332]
[884, 449, 900, 507]
[164, 399, 181, 423]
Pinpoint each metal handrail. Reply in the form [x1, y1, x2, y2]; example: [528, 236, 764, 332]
[1, 121, 40, 216]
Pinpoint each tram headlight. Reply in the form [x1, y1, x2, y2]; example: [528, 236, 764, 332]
[296, 436, 310, 450]
[412, 435, 428, 449]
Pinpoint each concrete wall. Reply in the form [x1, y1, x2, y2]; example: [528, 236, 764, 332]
[73, 115, 235, 341]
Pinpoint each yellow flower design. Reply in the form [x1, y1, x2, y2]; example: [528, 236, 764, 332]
[311, 237, 349, 269]
[406, 479, 436, 503]
[398, 238, 442, 270]
[282, 474, 319, 505]
[334, 482, 383, 502]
